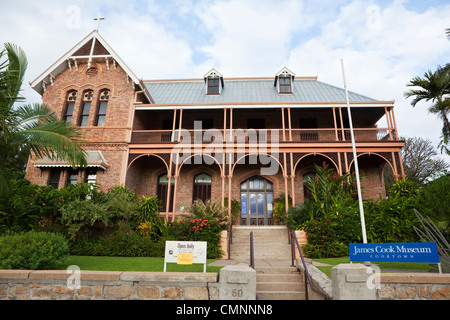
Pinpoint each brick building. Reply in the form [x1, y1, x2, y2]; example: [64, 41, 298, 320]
[26, 30, 405, 226]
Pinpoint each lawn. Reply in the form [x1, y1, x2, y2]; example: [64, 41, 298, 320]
[312, 256, 439, 278]
[65, 256, 223, 273]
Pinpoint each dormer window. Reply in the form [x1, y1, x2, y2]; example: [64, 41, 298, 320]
[204, 68, 223, 95]
[279, 77, 292, 93]
[275, 67, 295, 94]
[207, 78, 220, 95]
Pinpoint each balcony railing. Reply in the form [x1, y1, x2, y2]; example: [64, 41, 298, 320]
[130, 128, 397, 144]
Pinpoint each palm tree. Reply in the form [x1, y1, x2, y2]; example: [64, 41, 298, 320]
[0, 43, 87, 191]
[404, 65, 450, 154]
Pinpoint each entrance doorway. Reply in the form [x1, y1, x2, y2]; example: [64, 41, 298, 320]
[240, 176, 274, 225]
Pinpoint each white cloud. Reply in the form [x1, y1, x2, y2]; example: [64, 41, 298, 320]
[195, 0, 305, 76]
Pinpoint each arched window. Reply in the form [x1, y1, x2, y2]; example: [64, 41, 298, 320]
[157, 174, 174, 212]
[193, 173, 211, 203]
[79, 90, 93, 126]
[95, 89, 109, 126]
[303, 172, 316, 200]
[240, 176, 273, 226]
[63, 91, 77, 123]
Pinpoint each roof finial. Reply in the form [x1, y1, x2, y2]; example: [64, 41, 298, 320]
[94, 13, 105, 31]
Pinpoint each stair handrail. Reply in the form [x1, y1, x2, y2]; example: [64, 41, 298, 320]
[291, 230, 330, 300]
[250, 231, 255, 269]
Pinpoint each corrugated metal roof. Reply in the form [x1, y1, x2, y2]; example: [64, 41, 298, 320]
[143, 78, 376, 105]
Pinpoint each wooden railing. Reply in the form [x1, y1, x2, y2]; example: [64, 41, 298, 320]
[130, 128, 397, 144]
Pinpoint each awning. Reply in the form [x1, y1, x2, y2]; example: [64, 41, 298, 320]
[33, 150, 108, 170]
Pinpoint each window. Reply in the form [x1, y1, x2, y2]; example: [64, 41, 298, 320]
[84, 168, 97, 184]
[67, 169, 78, 185]
[96, 90, 109, 126]
[48, 169, 61, 189]
[279, 77, 292, 93]
[79, 90, 93, 126]
[63, 91, 77, 123]
[204, 68, 223, 95]
[193, 173, 212, 203]
[207, 78, 220, 95]
[157, 174, 174, 212]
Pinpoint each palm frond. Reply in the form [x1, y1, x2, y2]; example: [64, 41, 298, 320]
[0, 43, 28, 111]
[12, 103, 58, 127]
[15, 114, 87, 168]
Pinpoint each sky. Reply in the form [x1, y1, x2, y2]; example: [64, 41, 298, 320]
[1, 0, 449, 162]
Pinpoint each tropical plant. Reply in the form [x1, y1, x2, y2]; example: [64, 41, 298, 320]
[0, 43, 87, 192]
[286, 163, 357, 230]
[224, 197, 240, 224]
[404, 65, 450, 154]
[273, 193, 292, 223]
[185, 199, 229, 226]
[171, 216, 225, 258]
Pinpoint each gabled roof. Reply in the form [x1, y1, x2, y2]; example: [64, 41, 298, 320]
[203, 68, 223, 79]
[275, 67, 295, 78]
[274, 67, 295, 87]
[30, 30, 147, 98]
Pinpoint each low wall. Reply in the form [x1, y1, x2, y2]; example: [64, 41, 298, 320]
[296, 260, 332, 300]
[0, 270, 219, 300]
[379, 273, 450, 300]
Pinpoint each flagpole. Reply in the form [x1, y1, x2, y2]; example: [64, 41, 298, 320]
[341, 59, 368, 244]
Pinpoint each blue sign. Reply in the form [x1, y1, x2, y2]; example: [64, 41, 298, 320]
[349, 242, 440, 263]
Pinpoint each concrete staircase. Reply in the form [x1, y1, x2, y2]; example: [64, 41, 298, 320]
[230, 226, 291, 262]
[229, 226, 305, 300]
[256, 265, 305, 300]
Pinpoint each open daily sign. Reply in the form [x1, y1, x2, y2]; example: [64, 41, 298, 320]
[164, 241, 207, 272]
[349, 242, 440, 263]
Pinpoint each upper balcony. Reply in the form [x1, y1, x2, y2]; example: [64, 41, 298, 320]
[129, 106, 401, 150]
[130, 127, 397, 144]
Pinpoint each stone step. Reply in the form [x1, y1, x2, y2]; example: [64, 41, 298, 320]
[257, 281, 304, 291]
[255, 266, 298, 274]
[257, 273, 304, 283]
[257, 291, 306, 300]
[230, 225, 292, 260]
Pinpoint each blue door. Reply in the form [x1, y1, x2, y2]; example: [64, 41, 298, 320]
[240, 176, 273, 225]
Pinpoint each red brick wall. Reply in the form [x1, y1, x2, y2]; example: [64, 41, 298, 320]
[25, 61, 135, 191]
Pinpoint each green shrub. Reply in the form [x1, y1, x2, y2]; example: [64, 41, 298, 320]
[60, 185, 142, 240]
[0, 179, 64, 233]
[418, 175, 450, 222]
[0, 231, 69, 269]
[273, 193, 292, 223]
[69, 231, 166, 257]
[302, 219, 350, 258]
[170, 200, 228, 259]
[171, 217, 224, 259]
